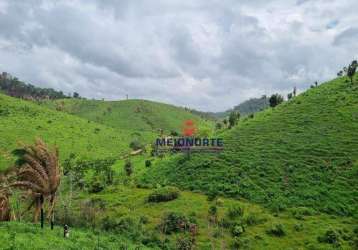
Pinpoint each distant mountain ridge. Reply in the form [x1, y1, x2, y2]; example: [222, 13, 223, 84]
[211, 95, 270, 118]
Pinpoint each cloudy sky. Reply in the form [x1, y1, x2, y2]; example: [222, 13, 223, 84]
[0, 0, 357, 111]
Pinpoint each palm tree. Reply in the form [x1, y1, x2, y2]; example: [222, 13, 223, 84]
[11, 139, 61, 227]
[0, 189, 11, 221]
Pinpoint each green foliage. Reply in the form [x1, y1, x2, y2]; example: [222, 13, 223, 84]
[0, 222, 145, 249]
[140, 78, 358, 216]
[347, 60, 357, 84]
[0, 93, 129, 170]
[159, 212, 191, 234]
[231, 223, 245, 237]
[227, 205, 244, 219]
[129, 139, 144, 151]
[88, 176, 105, 193]
[176, 233, 195, 250]
[269, 93, 284, 107]
[41, 98, 213, 138]
[124, 160, 133, 177]
[147, 186, 180, 203]
[266, 224, 286, 237]
[317, 229, 341, 246]
[145, 159, 152, 167]
[208, 205, 218, 216]
[0, 72, 68, 100]
[228, 111, 240, 128]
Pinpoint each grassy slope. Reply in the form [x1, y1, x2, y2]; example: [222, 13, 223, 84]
[0, 222, 146, 250]
[41, 98, 213, 137]
[6, 183, 353, 250]
[0, 93, 131, 170]
[140, 77, 358, 215]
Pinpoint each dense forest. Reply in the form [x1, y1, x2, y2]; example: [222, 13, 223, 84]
[0, 72, 69, 100]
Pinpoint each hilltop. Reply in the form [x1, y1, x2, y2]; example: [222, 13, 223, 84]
[40, 98, 214, 136]
[0, 93, 131, 170]
[140, 77, 358, 216]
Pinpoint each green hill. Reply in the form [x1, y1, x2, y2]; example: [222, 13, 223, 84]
[0, 93, 131, 170]
[140, 77, 358, 216]
[41, 98, 213, 137]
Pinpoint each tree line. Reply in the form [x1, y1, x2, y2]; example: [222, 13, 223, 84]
[0, 72, 81, 100]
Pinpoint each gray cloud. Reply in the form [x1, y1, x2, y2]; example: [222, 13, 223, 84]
[0, 0, 357, 112]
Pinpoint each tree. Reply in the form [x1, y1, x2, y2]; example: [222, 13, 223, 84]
[223, 119, 228, 126]
[215, 122, 222, 130]
[124, 160, 133, 177]
[293, 87, 297, 97]
[269, 94, 284, 108]
[347, 60, 358, 84]
[287, 93, 293, 100]
[11, 139, 61, 227]
[73, 92, 80, 98]
[228, 111, 240, 128]
[337, 71, 343, 77]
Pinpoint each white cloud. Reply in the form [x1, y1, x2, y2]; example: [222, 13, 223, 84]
[0, 0, 357, 111]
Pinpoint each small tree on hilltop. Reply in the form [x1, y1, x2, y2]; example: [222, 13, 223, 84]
[287, 93, 293, 100]
[269, 94, 284, 108]
[347, 60, 358, 84]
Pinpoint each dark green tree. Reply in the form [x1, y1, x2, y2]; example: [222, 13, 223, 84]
[269, 94, 284, 108]
[347, 60, 358, 84]
[124, 160, 133, 176]
[228, 111, 240, 128]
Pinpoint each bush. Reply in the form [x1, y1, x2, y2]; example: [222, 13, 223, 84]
[145, 160, 152, 167]
[207, 189, 219, 201]
[232, 237, 250, 249]
[129, 139, 144, 150]
[245, 213, 267, 226]
[231, 223, 245, 237]
[159, 212, 191, 234]
[88, 176, 105, 193]
[147, 186, 180, 203]
[176, 233, 195, 250]
[266, 224, 286, 237]
[208, 205, 217, 216]
[294, 223, 303, 232]
[124, 160, 133, 177]
[317, 229, 341, 246]
[227, 205, 244, 219]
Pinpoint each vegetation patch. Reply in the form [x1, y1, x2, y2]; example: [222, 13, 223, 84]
[147, 186, 180, 203]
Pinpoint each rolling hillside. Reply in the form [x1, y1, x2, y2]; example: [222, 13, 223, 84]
[41, 98, 214, 136]
[0, 93, 131, 170]
[140, 77, 358, 216]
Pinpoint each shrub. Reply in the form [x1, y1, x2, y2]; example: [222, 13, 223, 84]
[88, 176, 105, 193]
[147, 186, 180, 203]
[145, 160, 152, 167]
[266, 224, 286, 237]
[159, 212, 191, 234]
[317, 229, 341, 246]
[208, 205, 217, 216]
[176, 233, 195, 250]
[206, 189, 219, 201]
[227, 205, 244, 219]
[124, 160, 133, 177]
[290, 207, 316, 220]
[245, 213, 267, 226]
[294, 223, 303, 232]
[231, 223, 245, 237]
[129, 139, 144, 150]
[232, 237, 250, 249]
